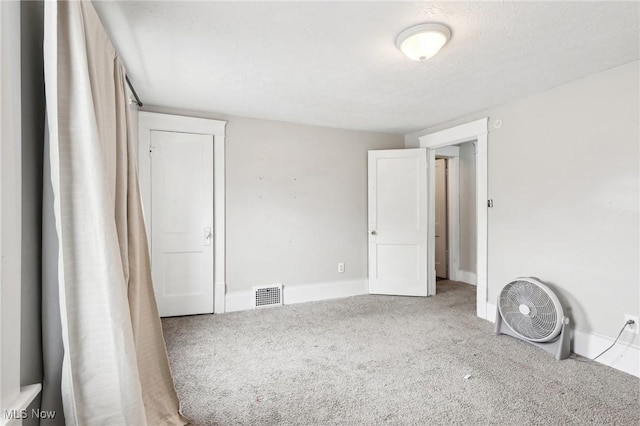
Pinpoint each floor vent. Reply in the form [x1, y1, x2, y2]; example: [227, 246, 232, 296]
[252, 284, 283, 308]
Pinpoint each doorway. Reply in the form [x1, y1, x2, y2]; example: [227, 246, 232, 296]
[418, 118, 489, 320]
[434, 143, 477, 286]
[434, 158, 448, 279]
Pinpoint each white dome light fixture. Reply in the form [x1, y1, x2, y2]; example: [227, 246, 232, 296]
[396, 23, 451, 61]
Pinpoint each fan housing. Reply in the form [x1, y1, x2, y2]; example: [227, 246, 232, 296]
[495, 277, 571, 360]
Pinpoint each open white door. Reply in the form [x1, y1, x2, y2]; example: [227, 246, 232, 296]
[150, 130, 214, 317]
[368, 149, 429, 296]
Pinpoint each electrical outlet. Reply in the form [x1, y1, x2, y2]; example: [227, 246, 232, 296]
[337, 262, 345, 273]
[624, 314, 639, 334]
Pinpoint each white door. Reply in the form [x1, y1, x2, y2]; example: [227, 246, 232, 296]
[435, 158, 448, 278]
[150, 130, 214, 317]
[368, 149, 428, 296]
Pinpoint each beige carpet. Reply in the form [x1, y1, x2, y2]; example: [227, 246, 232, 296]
[162, 281, 639, 425]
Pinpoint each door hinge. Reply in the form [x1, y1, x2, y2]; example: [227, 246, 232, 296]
[487, 199, 494, 208]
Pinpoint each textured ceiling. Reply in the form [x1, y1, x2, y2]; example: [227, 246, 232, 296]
[93, 1, 640, 134]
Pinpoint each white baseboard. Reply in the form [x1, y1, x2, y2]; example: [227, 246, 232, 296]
[225, 290, 253, 313]
[224, 279, 369, 313]
[485, 302, 640, 377]
[456, 269, 477, 285]
[485, 301, 497, 323]
[285, 279, 368, 305]
[572, 329, 639, 377]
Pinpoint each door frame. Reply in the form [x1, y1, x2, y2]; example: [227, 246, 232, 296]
[434, 147, 460, 282]
[1, 0, 43, 411]
[138, 112, 227, 314]
[433, 157, 450, 279]
[419, 118, 488, 319]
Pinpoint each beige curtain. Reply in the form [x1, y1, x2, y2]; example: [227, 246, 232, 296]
[43, 1, 187, 424]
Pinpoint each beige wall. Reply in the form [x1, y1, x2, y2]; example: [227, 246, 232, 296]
[225, 117, 404, 291]
[140, 106, 404, 293]
[406, 61, 639, 342]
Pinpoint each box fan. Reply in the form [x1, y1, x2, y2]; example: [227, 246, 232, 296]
[495, 277, 571, 360]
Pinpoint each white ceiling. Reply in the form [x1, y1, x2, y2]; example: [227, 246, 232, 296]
[94, 1, 640, 134]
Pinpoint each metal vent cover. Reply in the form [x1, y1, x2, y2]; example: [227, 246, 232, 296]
[252, 284, 283, 308]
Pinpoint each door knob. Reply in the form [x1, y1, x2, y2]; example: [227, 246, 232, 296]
[371, 230, 377, 236]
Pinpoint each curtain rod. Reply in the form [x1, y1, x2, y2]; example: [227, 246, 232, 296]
[125, 75, 143, 107]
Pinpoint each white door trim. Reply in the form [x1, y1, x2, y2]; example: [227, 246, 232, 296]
[1, 0, 43, 416]
[427, 149, 437, 295]
[419, 118, 488, 320]
[435, 148, 460, 282]
[138, 112, 227, 314]
[434, 158, 449, 279]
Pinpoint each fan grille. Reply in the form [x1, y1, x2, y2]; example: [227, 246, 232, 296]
[498, 280, 558, 341]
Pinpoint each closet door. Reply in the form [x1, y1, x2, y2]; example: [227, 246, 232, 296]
[368, 149, 428, 297]
[139, 112, 227, 316]
[149, 130, 214, 317]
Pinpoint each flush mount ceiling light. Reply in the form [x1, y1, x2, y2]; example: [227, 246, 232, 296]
[396, 23, 451, 61]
